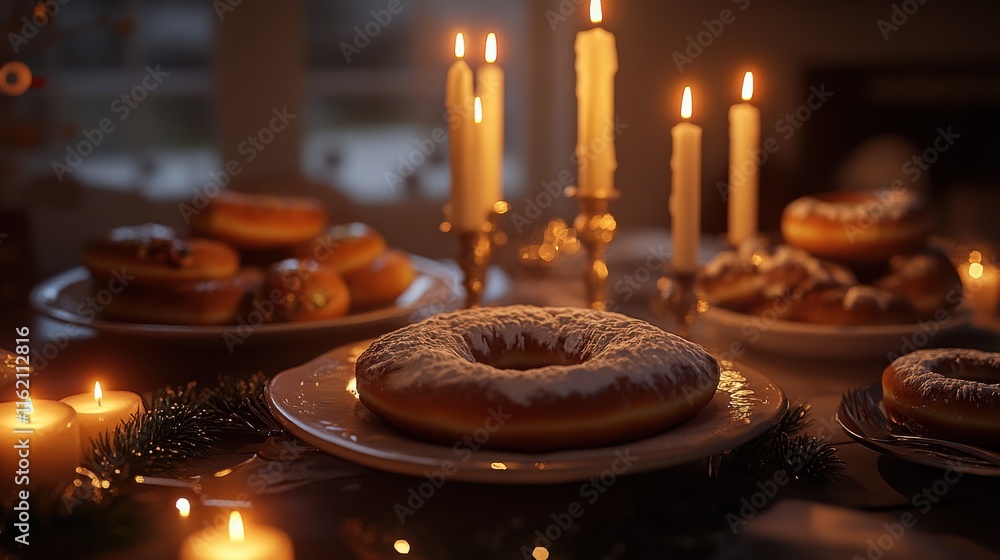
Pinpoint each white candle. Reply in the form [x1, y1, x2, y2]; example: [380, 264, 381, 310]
[180, 511, 294, 560]
[446, 33, 480, 231]
[670, 86, 702, 274]
[728, 71, 761, 246]
[476, 32, 504, 208]
[61, 382, 143, 452]
[575, 0, 618, 197]
[0, 399, 81, 506]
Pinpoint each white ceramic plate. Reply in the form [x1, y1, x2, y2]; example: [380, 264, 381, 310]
[691, 305, 973, 360]
[30, 256, 459, 340]
[267, 340, 788, 484]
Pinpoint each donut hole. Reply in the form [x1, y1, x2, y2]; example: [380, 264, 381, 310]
[469, 337, 586, 371]
[486, 349, 583, 371]
[941, 360, 1000, 384]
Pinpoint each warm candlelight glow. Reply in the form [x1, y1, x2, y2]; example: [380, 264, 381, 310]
[970, 250, 983, 264]
[474, 96, 483, 124]
[94, 381, 103, 407]
[176, 497, 191, 518]
[533, 547, 551, 560]
[394, 539, 411, 554]
[485, 32, 497, 64]
[741, 71, 754, 101]
[454, 33, 465, 59]
[970, 262, 985, 280]
[590, 0, 603, 23]
[229, 511, 245, 543]
[680, 86, 693, 119]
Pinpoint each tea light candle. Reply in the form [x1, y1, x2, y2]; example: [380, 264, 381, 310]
[575, 0, 618, 197]
[670, 86, 702, 274]
[0, 399, 80, 503]
[61, 382, 143, 452]
[180, 511, 294, 560]
[728, 71, 761, 246]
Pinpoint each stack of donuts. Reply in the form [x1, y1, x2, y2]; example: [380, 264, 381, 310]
[81, 191, 415, 325]
[698, 189, 963, 326]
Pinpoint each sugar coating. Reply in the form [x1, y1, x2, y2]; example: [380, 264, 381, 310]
[356, 305, 721, 406]
[890, 349, 1000, 404]
[784, 189, 921, 223]
[843, 286, 893, 311]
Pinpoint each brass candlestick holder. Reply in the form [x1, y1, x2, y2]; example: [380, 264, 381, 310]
[654, 265, 706, 336]
[447, 202, 508, 308]
[573, 190, 619, 310]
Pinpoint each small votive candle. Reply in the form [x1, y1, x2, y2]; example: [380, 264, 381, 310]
[0, 399, 81, 506]
[180, 511, 294, 560]
[61, 382, 143, 452]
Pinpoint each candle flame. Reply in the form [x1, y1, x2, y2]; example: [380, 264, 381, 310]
[474, 96, 483, 124]
[394, 539, 411, 554]
[680, 86, 693, 119]
[970, 262, 985, 280]
[485, 32, 497, 64]
[741, 71, 754, 101]
[94, 381, 103, 407]
[175, 497, 191, 518]
[970, 250, 983, 264]
[590, 0, 603, 23]
[455, 33, 466, 59]
[229, 511, 245, 543]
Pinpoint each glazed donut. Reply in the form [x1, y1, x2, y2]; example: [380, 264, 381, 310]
[343, 250, 416, 309]
[883, 349, 1000, 445]
[781, 190, 932, 263]
[874, 250, 963, 320]
[98, 272, 254, 325]
[191, 191, 327, 249]
[790, 285, 918, 326]
[261, 259, 350, 322]
[296, 223, 387, 275]
[355, 306, 721, 452]
[83, 224, 240, 285]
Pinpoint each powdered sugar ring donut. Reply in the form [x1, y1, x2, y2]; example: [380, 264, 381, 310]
[883, 349, 1000, 446]
[355, 305, 721, 452]
[781, 190, 932, 262]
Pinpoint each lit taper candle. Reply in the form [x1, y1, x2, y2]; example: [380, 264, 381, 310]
[728, 71, 761, 246]
[670, 86, 702, 274]
[575, 0, 618, 197]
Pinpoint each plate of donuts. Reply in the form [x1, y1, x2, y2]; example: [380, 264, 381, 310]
[30, 255, 459, 340]
[267, 332, 788, 485]
[693, 305, 972, 360]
